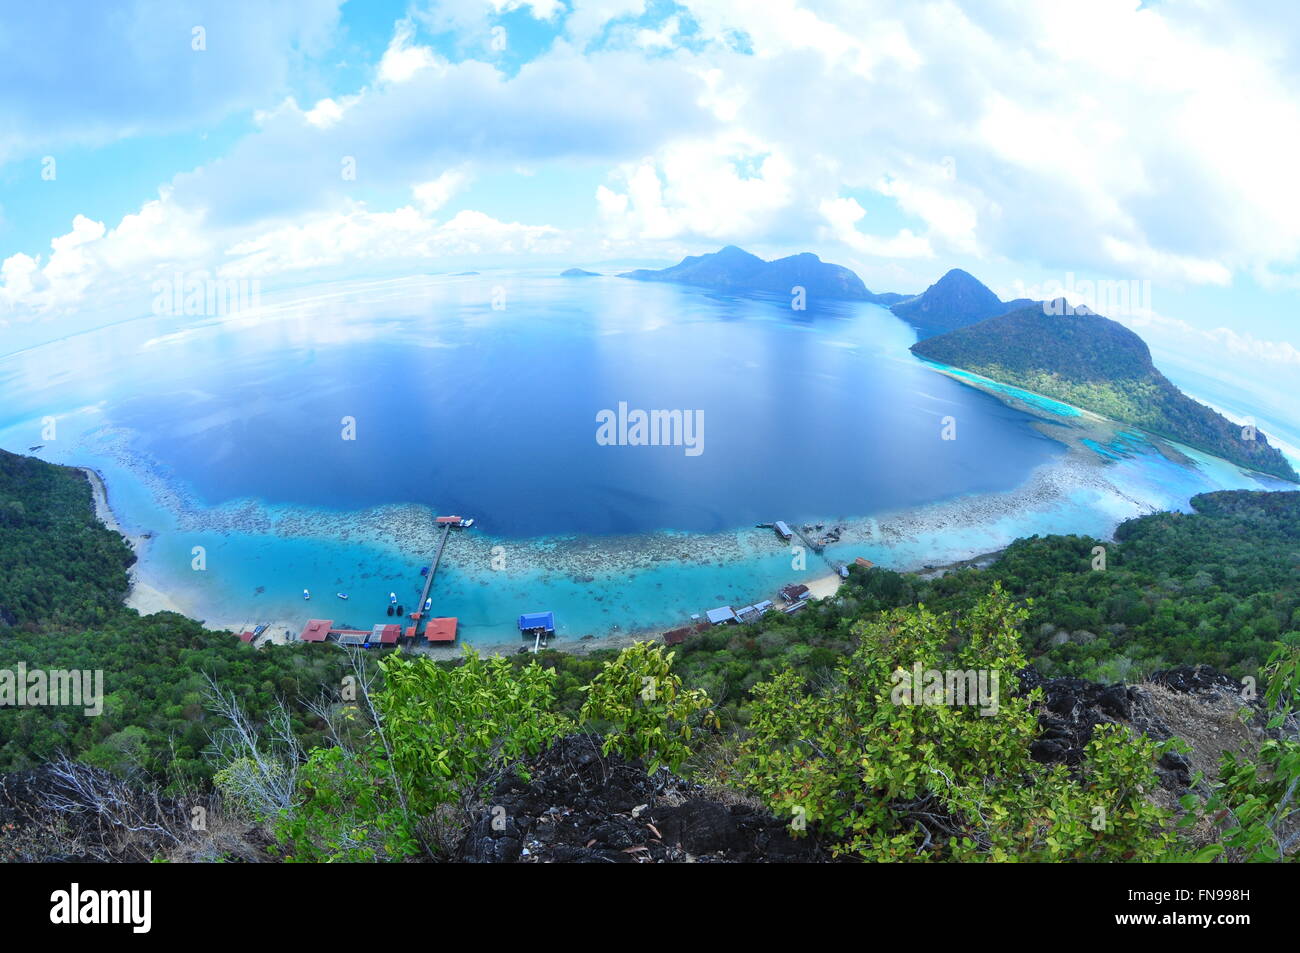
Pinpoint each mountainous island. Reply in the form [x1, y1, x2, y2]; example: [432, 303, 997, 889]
[560, 267, 600, 277]
[618, 245, 903, 303]
[890, 267, 1014, 337]
[911, 303, 1299, 481]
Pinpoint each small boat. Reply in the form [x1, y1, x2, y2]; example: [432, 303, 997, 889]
[424, 598, 432, 611]
[336, 592, 349, 601]
[389, 592, 397, 604]
[386, 605, 395, 617]
[459, 518, 474, 528]
[396, 606, 404, 617]
[303, 589, 311, 600]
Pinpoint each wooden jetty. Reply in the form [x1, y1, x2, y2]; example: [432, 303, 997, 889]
[789, 523, 824, 554]
[414, 521, 453, 622]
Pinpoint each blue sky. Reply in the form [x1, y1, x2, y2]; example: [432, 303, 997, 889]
[0, 0, 1297, 411]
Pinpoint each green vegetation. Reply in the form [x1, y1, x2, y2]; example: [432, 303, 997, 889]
[647, 492, 1300, 732]
[256, 589, 1197, 861]
[579, 641, 718, 773]
[0, 453, 133, 627]
[0, 449, 346, 787]
[2, 447, 1297, 862]
[1180, 642, 1300, 861]
[739, 588, 1173, 860]
[269, 649, 571, 862]
[910, 305, 1298, 481]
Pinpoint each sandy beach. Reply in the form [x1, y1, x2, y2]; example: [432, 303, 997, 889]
[79, 466, 303, 645]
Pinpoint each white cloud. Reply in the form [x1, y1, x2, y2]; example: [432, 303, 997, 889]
[8, 0, 1300, 372]
[0, 0, 343, 163]
[0, 189, 563, 321]
[818, 198, 932, 259]
[413, 169, 472, 213]
[304, 97, 347, 129]
[222, 205, 565, 275]
[596, 136, 797, 242]
[379, 19, 445, 84]
[1124, 309, 1300, 368]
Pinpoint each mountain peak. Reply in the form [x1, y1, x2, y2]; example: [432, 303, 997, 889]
[891, 268, 1006, 336]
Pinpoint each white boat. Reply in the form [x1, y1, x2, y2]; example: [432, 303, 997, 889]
[336, 592, 349, 601]
[303, 589, 311, 600]
[389, 592, 397, 604]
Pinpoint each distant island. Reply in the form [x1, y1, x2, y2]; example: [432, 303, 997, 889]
[619, 245, 901, 303]
[560, 267, 601, 277]
[911, 302, 1299, 482]
[890, 268, 1017, 338]
[617, 247, 1294, 481]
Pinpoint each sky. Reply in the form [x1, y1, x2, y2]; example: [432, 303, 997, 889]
[0, 0, 1296, 414]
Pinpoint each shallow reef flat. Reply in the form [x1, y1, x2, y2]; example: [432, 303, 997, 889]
[60, 380, 1290, 648]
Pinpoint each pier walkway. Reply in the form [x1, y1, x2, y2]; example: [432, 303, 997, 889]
[415, 522, 453, 621]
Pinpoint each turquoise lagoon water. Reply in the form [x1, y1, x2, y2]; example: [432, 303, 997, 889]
[0, 273, 1290, 645]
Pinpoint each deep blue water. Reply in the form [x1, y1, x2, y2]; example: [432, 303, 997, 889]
[0, 273, 1063, 538]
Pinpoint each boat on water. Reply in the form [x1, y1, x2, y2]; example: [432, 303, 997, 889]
[389, 592, 397, 604]
[337, 592, 349, 601]
[303, 589, 311, 600]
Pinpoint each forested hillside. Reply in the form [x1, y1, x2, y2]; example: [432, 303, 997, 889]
[1, 450, 1296, 862]
[0, 451, 134, 628]
[0, 449, 345, 785]
[910, 305, 1298, 481]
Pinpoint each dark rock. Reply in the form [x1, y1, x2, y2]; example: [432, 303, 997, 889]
[456, 734, 824, 863]
[1149, 665, 1241, 695]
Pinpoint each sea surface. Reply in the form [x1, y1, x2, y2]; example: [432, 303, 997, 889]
[0, 272, 1289, 644]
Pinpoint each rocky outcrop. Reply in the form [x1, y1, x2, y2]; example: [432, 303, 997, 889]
[1017, 664, 1259, 792]
[0, 759, 262, 863]
[456, 734, 824, 863]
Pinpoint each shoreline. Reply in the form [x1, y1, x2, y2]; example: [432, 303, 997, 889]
[78, 465, 303, 644]
[65, 371, 1282, 658]
[76, 463, 847, 655]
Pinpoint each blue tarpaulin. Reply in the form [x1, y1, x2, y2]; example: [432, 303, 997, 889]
[518, 611, 555, 633]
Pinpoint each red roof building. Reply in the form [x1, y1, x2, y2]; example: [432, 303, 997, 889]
[780, 584, 811, 603]
[425, 617, 458, 643]
[373, 623, 401, 645]
[239, 631, 255, 643]
[435, 515, 462, 524]
[404, 626, 418, 641]
[300, 619, 333, 642]
[663, 626, 690, 646]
